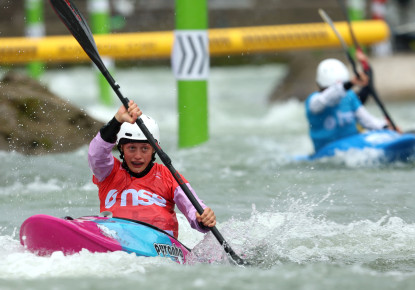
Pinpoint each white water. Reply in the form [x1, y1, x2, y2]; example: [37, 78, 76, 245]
[1, 64, 415, 289]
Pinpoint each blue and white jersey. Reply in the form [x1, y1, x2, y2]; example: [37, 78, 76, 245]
[305, 89, 362, 152]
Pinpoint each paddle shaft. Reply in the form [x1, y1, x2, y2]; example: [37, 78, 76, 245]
[331, 3, 399, 131]
[318, 9, 359, 76]
[49, 0, 246, 266]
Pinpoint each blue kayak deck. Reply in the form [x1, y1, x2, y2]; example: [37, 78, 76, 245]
[298, 130, 415, 162]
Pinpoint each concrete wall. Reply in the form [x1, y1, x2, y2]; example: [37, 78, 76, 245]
[0, 0, 345, 37]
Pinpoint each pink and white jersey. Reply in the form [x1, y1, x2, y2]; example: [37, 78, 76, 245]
[88, 133, 209, 238]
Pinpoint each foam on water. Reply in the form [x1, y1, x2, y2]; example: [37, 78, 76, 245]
[1, 249, 152, 279]
[192, 196, 415, 271]
[0, 177, 62, 197]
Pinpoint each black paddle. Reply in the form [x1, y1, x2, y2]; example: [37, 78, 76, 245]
[319, 8, 400, 132]
[49, 0, 247, 266]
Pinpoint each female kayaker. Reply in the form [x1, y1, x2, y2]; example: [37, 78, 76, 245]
[305, 50, 390, 152]
[88, 100, 216, 238]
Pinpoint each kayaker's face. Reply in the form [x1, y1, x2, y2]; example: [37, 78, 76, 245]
[122, 142, 154, 173]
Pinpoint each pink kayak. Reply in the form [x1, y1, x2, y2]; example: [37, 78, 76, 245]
[20, 214, 191, 264]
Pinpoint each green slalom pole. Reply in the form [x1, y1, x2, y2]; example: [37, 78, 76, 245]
[25, 0, 45, 78]
[347, 0, 365, 21]
[173, 0, 209, 148]
[88, 0, 113, 106]
[346, 0, 366, 55]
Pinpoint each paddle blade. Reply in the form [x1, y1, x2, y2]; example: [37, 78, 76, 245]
[49, 0, 106, 71]
[319, 9, 348, 51]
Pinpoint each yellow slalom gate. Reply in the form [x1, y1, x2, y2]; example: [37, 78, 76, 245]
[0, 20, 389, 64]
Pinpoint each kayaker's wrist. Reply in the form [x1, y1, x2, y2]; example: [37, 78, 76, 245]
[100, 117, 122, 143]
[343, 81, 353, 91]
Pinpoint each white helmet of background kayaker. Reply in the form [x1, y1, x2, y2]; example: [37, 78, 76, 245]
[316, 58, 350, 88]
[116, 114, 160, 163]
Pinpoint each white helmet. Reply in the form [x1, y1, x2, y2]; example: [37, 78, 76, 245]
[116, 114, 160, 145]
[316, 58, 350, 88]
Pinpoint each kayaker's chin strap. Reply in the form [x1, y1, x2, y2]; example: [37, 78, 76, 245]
[122, 160, 154, 178]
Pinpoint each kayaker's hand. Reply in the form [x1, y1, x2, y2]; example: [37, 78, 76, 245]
[351, 71, 369, 87]
[115, 100, 142, 124]
[356, 49, 369, 64]
[196, 207, 216, 228]
[384, 119, 402, 133]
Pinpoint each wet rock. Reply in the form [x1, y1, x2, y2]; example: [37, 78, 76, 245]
[0, 71, 104, 155]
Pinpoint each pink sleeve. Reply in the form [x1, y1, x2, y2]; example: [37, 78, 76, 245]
[173, 184, 210, 233]
[88, 132, 116, 182]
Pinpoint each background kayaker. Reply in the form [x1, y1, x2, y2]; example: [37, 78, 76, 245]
[305, 52, 391, 153]
[88, 100, 216, 238]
